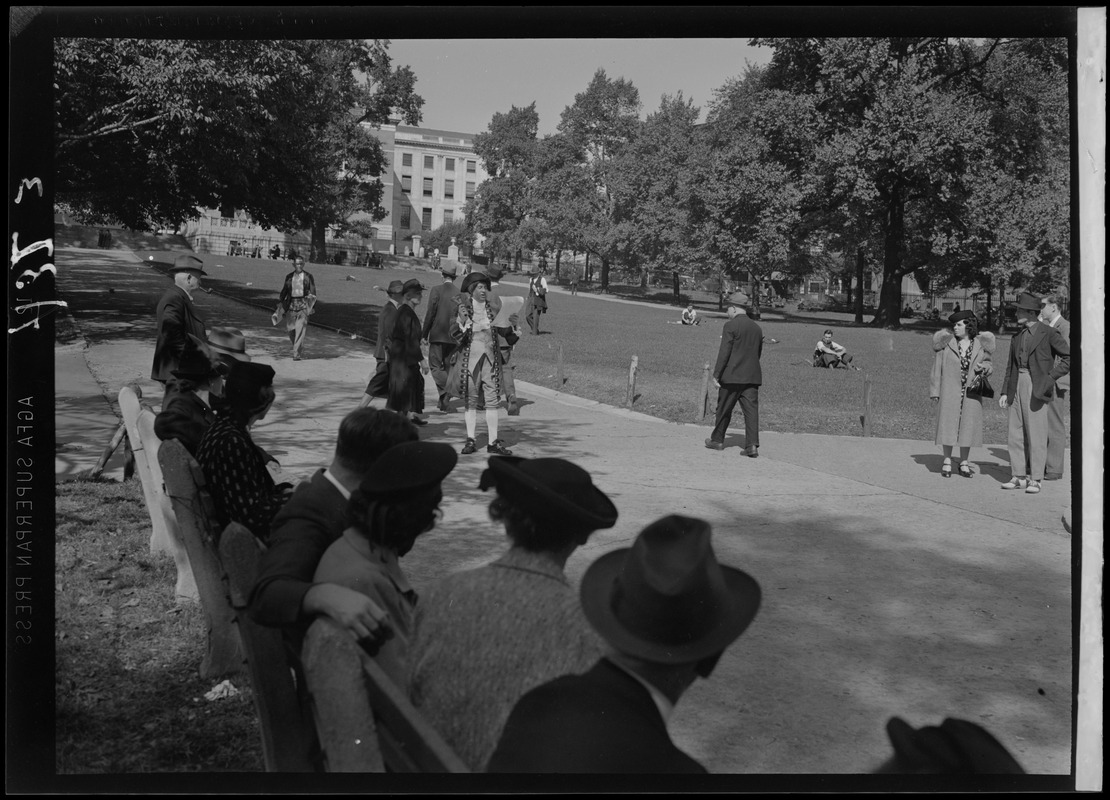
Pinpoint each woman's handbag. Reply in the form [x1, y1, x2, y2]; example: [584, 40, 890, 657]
[968, 371, 994, 398]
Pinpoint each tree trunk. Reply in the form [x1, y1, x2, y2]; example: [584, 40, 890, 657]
[854, 247, 865, 324]
[871, 190, 905, 329]
[984, 273, 993, 331]
[555, 248, 562, 280]
[600, 255, 610, 292]
[584, 251, 590, 282]
[310, 220, 328, 264]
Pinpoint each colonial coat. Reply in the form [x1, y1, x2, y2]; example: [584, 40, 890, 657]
[449, 293, 508, 406]
[151, 285, 206, 382]
[930, 330, 995, 447]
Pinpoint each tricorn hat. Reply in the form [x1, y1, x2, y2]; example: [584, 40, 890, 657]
[206, 327, 251, 363]
[172, 254, 207, 276]
[357, 441, 458, 498]
[479, 456, 618, 531]
[726, 291, 751, 307]
[884, 717, 1025, 774]
[1008, 291, 1042, 314]
[461, 272, 492, 295]
[579, 515, 761, 664]
[171, 335, 224, 381]
[947, 310, 977, 325]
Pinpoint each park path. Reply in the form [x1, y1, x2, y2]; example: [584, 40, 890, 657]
[53, 246, 1074, 776]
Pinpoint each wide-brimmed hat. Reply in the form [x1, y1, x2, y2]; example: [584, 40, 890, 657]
[579, 515, 761, 664]
[206, 327, 251, 363]
[381, 280, 404, 296]
[440, 262, 458, 277]
[171, 335, 224, 381]
[726, 291, 751, 307]
[479, 456, 618, 531]
[172, 254, 207, 277]
[1008, 291, 1042, 314]
[885, 717, 1025, 774]
[224, 361, 275, 407]
[402, 278, 426, 296]
[358, 441, 458, 498]
[947, 310, 977, 325]
[461, 272, 492, 295]
[486, 264, 504, 282]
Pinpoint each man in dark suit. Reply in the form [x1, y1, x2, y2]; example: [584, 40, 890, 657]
[705, 291, 763, 456]
[1038, 295, 1071, 481]
[486, 514, 761, 773]
[998, 292, 1070, 494]
[151, 254, 208, 401]
[358, 280, 404, 408]
[422, 262, 460, 412]
[249, 408, 418, 649]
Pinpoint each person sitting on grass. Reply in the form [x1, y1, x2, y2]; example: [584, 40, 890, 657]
[313, 440, 458, 689]
[814, 329, 859, 370]
[681, 304, 700, 326]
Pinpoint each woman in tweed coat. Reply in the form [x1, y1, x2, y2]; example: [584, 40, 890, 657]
[407, 455, 619, 771]
[930, 311, 995, 478]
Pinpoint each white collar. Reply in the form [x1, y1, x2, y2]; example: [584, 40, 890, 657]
[322, 468, 351, 501]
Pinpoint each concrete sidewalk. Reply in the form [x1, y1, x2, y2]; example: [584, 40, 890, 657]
[53, 247, 1073, 775]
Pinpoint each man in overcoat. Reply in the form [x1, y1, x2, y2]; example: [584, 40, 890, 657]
[998, 292, 1071, 494]
[151, 254, 208, 402]
[1038, 295, 1071, 481]
[486, 515, 761, 773]
[705, 292, 763, 456]
[422, 262, 460, 411]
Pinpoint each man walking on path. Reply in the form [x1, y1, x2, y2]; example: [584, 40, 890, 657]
[1039, 295, 1071, 481]
[524, 266, 548, 335]
[358, 281, 404, 408]
[488, 264, 522, 415]
[998, 292, 1071, 494]
[151, 253, 208, 402]
[277, 256, 317, 360]
[705, 292, 763, 457]
[422, 262, 460, 412]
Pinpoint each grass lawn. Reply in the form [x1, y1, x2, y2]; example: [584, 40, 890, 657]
[55, 477, 264, 773]
[143, 251, 1069, 446]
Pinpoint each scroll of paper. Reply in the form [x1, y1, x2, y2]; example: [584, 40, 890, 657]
[493, 296, 525, 328]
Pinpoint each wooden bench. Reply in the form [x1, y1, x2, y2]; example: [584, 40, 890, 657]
[219, 522, 319, 772]
[118, 385, 197, 603]
[158, 438, 244, 678]
[302, 618, 469, 773]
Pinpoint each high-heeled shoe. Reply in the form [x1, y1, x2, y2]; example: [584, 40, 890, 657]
[958, 461, 973, 478]
[941, 458, 952, 478]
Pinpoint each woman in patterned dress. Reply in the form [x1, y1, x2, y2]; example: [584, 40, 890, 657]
[930, 311, 995, 478]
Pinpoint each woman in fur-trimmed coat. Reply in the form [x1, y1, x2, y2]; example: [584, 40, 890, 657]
[930, 311, 995, 478]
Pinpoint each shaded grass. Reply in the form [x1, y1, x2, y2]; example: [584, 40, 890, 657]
[140, 250, 1069, 445]
[55, 477, 264, 773]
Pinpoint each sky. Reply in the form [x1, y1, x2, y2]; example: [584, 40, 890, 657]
[385, 39, 773, 138]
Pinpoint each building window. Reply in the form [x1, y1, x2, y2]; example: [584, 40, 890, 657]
[423, 177, 433, 197]
[402, 153, 412, 167]
[465, 181, 476, 200]
[444, 210, 453, 224]
[401, 175, 412, 192]
[421, 208, 432, 230]
[444, 179, 454, 199]
[424, 155, 434, 169]
[466, 160, 476, 173]
[445, 157, 455, 171]
[400, 206, 411, 228]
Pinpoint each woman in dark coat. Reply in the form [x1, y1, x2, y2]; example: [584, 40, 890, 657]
[930, 311, 995, 478]
[387, 279, 430, 425]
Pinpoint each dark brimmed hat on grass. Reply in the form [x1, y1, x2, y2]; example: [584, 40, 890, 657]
[579, 515, 761, 665]
[172, 254, 207, 277]
[461, 272, 492, 295]
[479, 456, 618, 531]
[358, 441, 458, 498]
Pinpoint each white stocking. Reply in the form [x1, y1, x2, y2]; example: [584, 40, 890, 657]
[464, 408, 477, 439]
[486, 408, 499, 442]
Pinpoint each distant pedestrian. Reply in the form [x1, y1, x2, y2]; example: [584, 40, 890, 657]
[1038, 295, 1071, 481]
[705, 292, 763, 457]
[359, 281, 404, 408]
[422, 263, 461, 412]
[998, 292, 1070, 494]
[569, 266, 579, 296]
[151, 254, 208, 403]
[524, 267, 548, 335]
[387, 279, 430, 426]
[930, 311, 995, 478]
[277, 256, 317, 361]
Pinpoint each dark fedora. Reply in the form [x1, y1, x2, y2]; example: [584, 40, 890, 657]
[486, 264, 504, 282]
[207, 327, 251, 363]
[171, 335, 223, 381]
[402, 278, 426, 296]
[224, 361, 275, 407]
[461, 271, 492, 295]
[440, 262, 458, 277]
[1009, 291, 1043, 313]
[479, 456, 618, 531]
[947, 310, 976, 325]
[382, 280, 404, 296]
[172, 254, 207, 276]
[358, 440, 458, 498]
[726, 291, 751, 307]
[579, 515, 761, 664]
[885, 717, 1025, 774]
